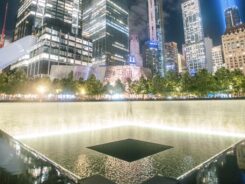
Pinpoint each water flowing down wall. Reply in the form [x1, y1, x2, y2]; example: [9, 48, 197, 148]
[0, 100, 244, 139]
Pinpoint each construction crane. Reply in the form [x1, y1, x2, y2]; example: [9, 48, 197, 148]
[0, 2, 8, 48]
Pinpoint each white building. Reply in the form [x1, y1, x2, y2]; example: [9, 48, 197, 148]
[181, 0, 208, 74]
[177, 54, 187, 74]
[0, 36, 37, 70]
[204, 37, 214, 73]
[50, 65, 152, 84]
[212, 46, 224, 73]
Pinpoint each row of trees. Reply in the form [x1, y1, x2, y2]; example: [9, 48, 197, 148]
[129, 68, 245, 97]
[0, 67, 245, 98]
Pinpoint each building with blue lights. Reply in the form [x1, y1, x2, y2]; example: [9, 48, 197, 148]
[129, 34, 143, 67]
[82, 0, 129, 66]
[164, 42, 178, 73]
[225, 6, 242, 30]
[144, 0, 165, 76]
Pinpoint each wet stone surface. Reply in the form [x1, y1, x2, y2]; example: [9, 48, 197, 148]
[80, 175, 116, 184]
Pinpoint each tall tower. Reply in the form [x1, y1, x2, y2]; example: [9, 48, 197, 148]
[164, 42, 178, 73]
[181, 0, 208, 74]
[0, 3, 8, 48]
[145, 0, 165, 76]
[223, 0, 241, 30]
[82, 0, 129, 66]
[148, 0, 157, 41]
[225, 7, 241, 30]
[12, 0, 92, 77]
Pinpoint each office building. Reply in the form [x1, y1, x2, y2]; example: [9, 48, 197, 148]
[204, 37, 214, 73]
[212, 46, 224, 73]
[177, 54, 187, 74]
[181, 0, 207, 75]
[225, 7, 242, 30]
[144, 41, 159, 75]
[222, 24, 245, 74]
[82, 0, 129, 66]
[164, 42, 178, 73]
[12, 0, 92, 77]
[144, 0, 165, 76]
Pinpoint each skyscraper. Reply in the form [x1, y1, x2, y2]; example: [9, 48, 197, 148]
[177, 54, 187, 74]
[82, 0, 129, 66]
[225, 7, 241, 30]
[164, 42, 178, 73]
[0, 3, 8, 48]
[13, 0, 92, 77]
[144, 0, 165, 76]
[212, 46, 224, 73]
[181, 0, 207, 75]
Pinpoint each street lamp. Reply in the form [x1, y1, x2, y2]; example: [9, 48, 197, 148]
[80, 88, 86, 95]
[37, 85, 47, 95]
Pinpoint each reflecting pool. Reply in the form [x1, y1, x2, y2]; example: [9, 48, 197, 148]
[0, 100, 244, 183]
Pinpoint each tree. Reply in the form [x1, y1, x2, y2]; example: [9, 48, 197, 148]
[60, 71, 79, 93]
[151, 75, 163, 95]
[0, 72, 7, 93]
[214, 67, 231, 93]
[114, 79, 125, 94]
[4, 69, 28, 94]
[162, 71, 181, 96]
[85, 75, 104, 97]
[194, 69, 216, 97]
[29, 77, 52, 94]
[52, 79, 62, 94]
[181, 72, 195, 94]
[230, 70, 244, 96]
[103, 82, 114, 95]
[129, 76, 151, 98]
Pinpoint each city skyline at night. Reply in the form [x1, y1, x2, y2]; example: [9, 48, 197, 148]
[0, 0, 245, 49]
[1, 1, 245, 184]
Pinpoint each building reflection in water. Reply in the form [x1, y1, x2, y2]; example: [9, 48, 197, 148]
[0, 130, 79, 184]
[1, 128, 245, 184]
[179, 140, 245, 184]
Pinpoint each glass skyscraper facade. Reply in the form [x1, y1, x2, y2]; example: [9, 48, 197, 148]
[82, 0, 129, 66]
[225, 7, 241, 30]
[164, 42, 178, 73]
[145, 0, 165, 77]
[181, 0, 207, 74]
[13, 0, 92, 77]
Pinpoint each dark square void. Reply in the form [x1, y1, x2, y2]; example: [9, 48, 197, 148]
[87, 139, 173, 162]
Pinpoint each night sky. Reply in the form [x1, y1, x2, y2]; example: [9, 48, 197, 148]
[0, 0, 245, 51]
